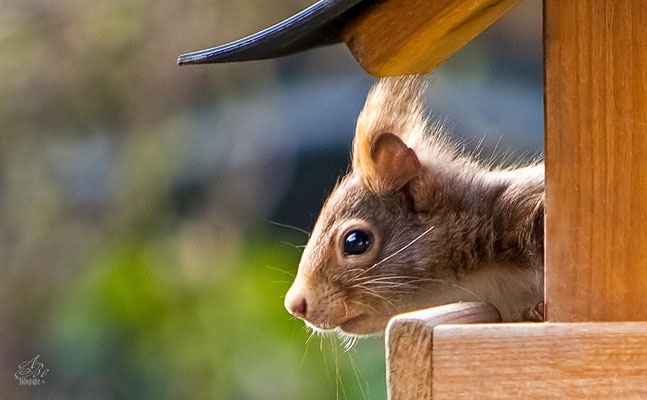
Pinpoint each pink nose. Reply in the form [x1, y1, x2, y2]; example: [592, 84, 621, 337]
[285, 293, 308, 319]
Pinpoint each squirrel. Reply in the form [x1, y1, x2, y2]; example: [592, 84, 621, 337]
[284, 76, 544, 336]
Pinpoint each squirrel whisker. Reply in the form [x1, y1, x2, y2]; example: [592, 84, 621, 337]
[354, 226, 435, 279]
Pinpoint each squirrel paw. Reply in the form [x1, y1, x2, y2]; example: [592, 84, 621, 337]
[522, 301, 544, 322]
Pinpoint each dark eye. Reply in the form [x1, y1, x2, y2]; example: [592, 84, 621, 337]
[343, 230, 372, 255]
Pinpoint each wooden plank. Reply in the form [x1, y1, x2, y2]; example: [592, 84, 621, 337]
[341, 0, 521, 76]
[385, 303, 501, 400]
[544, 0, 647, 321]
[432, 322, 647, 399]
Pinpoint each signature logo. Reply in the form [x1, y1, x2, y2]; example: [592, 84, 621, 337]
[15, 355, 49, 386]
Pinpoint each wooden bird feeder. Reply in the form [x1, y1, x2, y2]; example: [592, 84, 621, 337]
[179, 0, 647, 397]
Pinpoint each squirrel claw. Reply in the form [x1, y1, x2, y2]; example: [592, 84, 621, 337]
[522, 300, 544, 322]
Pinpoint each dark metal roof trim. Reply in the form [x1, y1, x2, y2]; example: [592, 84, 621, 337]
[177, 0, 374, 66]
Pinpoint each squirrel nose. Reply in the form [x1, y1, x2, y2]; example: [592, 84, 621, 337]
[285, 289, 308, 319]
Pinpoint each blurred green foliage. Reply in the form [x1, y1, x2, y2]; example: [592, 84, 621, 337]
[45, 232, 386, 399]
[0, 0, 386, 397]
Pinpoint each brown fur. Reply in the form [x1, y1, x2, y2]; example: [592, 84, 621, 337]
[284, 76, 544, 336]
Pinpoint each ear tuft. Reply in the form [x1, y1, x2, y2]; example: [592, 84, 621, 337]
[370, 133, 421, 191]
[352, 75, 428, 192]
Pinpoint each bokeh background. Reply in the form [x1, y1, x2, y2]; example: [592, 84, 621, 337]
[0, 0, 542, 398]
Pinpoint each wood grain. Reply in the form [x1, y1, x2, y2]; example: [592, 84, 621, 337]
[385, 303, 501, 400]
[544, 0, 647, 321]
[432, 322, 647, 399]
[341, 0, 521, 76]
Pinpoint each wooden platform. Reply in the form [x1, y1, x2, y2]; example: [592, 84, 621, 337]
[434, 322, 647, 399]
[388, 311, 647, 399]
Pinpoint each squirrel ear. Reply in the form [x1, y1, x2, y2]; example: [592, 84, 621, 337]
[352, 76, 428, 192]
[370, 132, 421, 191]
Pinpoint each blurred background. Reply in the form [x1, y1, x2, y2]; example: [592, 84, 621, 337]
[0, 0, 542, 398]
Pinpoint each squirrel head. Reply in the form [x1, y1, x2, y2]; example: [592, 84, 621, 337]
[284, 75, 546, 335]
[284, 76, 466, 335]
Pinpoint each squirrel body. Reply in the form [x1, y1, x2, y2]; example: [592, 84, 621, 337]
[285, 76, 544, 335]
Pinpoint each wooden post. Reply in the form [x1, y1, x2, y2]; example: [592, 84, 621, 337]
[544, 0, 647, 322]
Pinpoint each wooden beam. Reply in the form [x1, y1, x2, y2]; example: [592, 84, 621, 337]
[544, 0, 647, 321]
[385, 303, 501, 400]
[341, 0, 521, 76]
[432, 323, 647, 399]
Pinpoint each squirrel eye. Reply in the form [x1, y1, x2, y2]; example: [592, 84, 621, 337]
[343, 230, 372, 255]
